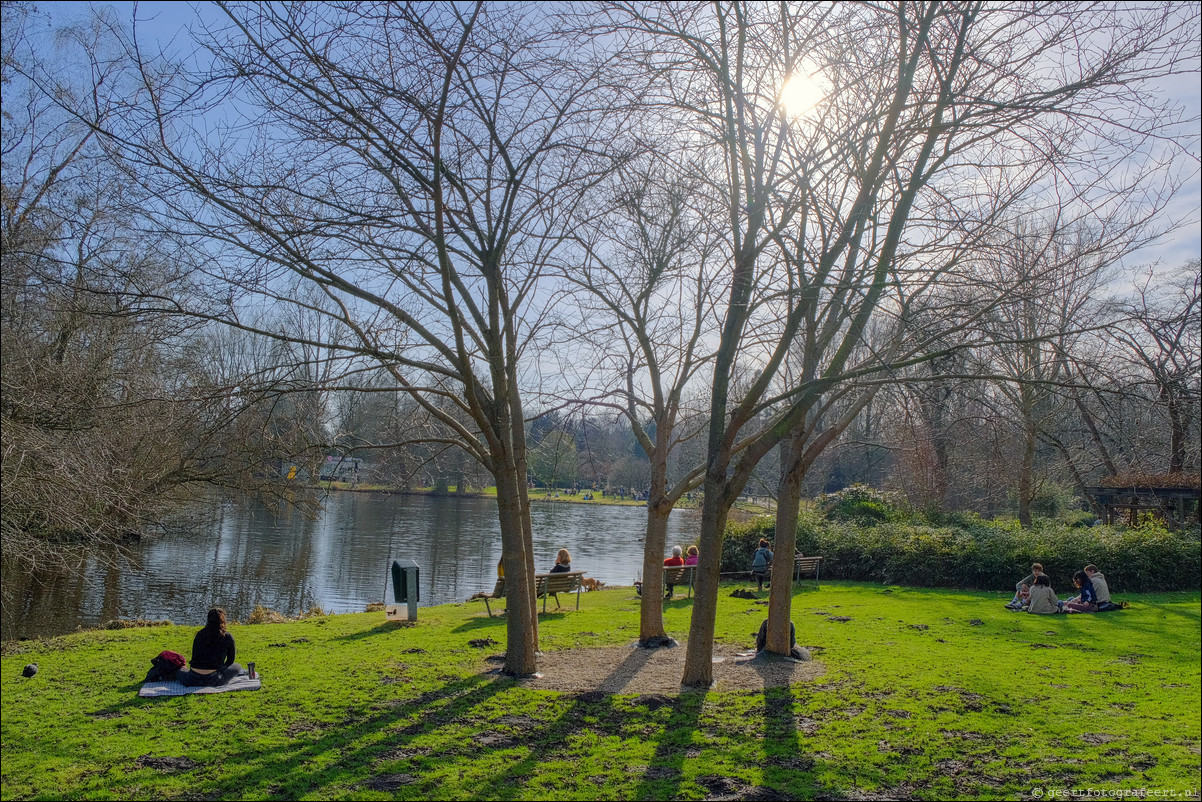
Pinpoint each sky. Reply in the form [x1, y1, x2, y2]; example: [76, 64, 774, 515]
[33, 1, 1202, 277]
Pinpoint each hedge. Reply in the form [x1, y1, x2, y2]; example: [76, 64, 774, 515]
[721, 508, 1201, 594]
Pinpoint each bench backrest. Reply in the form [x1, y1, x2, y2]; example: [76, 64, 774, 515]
[663, 565, 695, 583]
[793, 555, 823, 580]
[537, 571, 584, 595]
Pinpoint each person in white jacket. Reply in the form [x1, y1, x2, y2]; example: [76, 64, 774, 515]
[1084, 564, 1111, 604]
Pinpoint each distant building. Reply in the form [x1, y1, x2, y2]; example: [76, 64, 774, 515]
[318, 455, 364, 482]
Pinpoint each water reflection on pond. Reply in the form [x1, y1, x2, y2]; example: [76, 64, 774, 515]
[2, 493, 700, 640]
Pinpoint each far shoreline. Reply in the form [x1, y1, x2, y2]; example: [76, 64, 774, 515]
[313, 483, 776, 514]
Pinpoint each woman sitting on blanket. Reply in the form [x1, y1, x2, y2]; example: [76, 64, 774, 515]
[177, 608, 245, 687]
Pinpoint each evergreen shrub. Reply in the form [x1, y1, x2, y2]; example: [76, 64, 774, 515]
[720, 499, 1200, 593]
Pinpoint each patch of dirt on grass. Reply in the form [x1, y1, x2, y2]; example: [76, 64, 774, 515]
[695, 774, 792, 800]
[495, 714, 538, 728]
[379, 746, 431, 762]
[364, 773, 416, 791]
[474, 733, 520, 748]
[135, 755, 199, 773]
[1081, 733, 1121, 745]
[643, 765, 679, 780]
[516, 644, 823, 695]
[285, 721, 322, 738]
[817, 788, 916, 801]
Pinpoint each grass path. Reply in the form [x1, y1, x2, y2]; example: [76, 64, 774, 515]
[2, 582, 1199, 800]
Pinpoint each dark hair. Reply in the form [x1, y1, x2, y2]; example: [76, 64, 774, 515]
[204, 608, 227, 636]
[1035, 574, 1050, 587]
[1073, 570, 1089, 587]
[759, 539, 771, 549]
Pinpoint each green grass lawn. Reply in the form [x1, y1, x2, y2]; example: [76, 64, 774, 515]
[2, 582, 1199, 800]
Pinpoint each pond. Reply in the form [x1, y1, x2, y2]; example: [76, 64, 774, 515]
[1, 493, 701, 640]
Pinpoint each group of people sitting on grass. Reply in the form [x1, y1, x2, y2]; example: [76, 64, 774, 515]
[1005, 563, 1120, 614]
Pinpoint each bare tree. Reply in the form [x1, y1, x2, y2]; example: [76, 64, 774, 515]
[975, 223, 1119, 525]
[102, 3, 622, 675]
[1, 5, 305, 569]
[1113, 263, 1201, 476]
[566, 160, 721, 643]
[605, 2, 1196, 685]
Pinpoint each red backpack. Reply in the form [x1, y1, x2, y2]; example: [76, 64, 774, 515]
[144, 649, 186, 682]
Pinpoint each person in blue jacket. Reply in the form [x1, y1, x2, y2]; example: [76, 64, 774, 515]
[1061, 570, 1099, 613]
[751, 539, 773, 591]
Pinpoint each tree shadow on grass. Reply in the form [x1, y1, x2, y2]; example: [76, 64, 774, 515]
[85, 694, 149, 718]
[331, 621, 415, 641]
[630, 691, 706, 800]
[451, 615, 509, 633]
[756, 668, 816, 798]
[184, 672, 516, 799]
[464, 644, 705, 800]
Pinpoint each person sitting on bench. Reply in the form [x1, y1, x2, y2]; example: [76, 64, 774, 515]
[664, 546, 685, 598]
[549, 548, 572, 573]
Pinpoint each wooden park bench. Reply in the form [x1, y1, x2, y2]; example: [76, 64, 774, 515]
[478, 571, 587, 616]
[537, 571, 586, 612]
[478, 578, 506, 617]
[663, 565, 697, 599]
[794, 555, 824, 582]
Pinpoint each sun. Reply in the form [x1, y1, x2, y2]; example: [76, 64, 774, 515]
[779, 72, 826, 118]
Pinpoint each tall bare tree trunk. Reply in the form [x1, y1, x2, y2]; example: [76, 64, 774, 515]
[766, 433, 805, 655]
[495, 465, 538, 675]
[682, 470, 733, 687]
[638, 502, 672, 643]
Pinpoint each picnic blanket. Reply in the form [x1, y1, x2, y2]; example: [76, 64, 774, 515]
[139, 673, 262, 697]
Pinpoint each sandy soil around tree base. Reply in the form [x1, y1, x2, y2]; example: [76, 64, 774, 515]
[502, 642, 825, 695]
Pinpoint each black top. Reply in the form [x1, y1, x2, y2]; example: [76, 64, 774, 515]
[190, 629, 236, 670]
[1078, 577, 1097, 605]
[549, 562, 571, 573]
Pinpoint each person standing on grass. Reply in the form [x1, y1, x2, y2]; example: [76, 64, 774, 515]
[751, 539, 773, 592]
[177, 608, 244, 686]
[1026, 574, 1060, 615]
[1007, 563, 1045, 610]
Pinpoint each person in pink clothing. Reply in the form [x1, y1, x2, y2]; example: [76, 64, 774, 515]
[684, 545, 699, 566]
